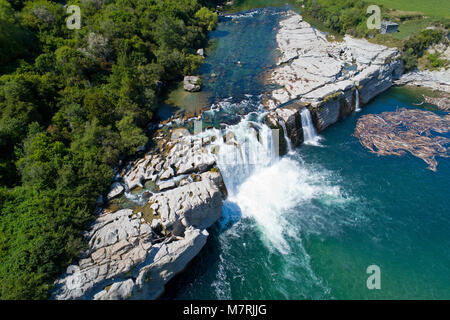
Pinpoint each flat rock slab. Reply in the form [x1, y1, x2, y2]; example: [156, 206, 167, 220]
[267, 11, 401, 109]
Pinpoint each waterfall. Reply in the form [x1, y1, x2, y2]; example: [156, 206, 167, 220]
[300, 108, 320, 146]
[206, 118, 277, 196]
[278, 119, 293, 154]
[201, 99, 339, 255]
[207, 117, 297, 253]
[355, 88, 361, 112]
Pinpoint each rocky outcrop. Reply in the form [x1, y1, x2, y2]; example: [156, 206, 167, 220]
[184, 76, 202, 92]
[265, 101, 306, 154]
[52, 129, 226, 300]
[266, 11, 404, 133]
[395, 70, 450, 92]
[107, 182, 124, 200]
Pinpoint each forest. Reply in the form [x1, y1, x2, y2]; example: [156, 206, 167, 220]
[0, 0, 218, 299]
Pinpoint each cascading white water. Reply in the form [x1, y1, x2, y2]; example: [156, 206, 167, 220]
[278, 119, 293, 154]
[206, 118, 277, 196]
[194, 97, 353, 300]
[300, 108, 320, 146]
[355, 88, 361, 112]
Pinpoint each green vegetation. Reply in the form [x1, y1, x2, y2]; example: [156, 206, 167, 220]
[369, 0, 450, 19]
[0, 0, 219, 299]
[297, 0, 449, 71]
[420, 53, 447, 71]
[224, 0, 290, 13]
[323, 91, 342, 103]
[299, 0, 374, 38]
[401, 29, 446, 70]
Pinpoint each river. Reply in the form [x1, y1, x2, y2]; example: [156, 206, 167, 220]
[159, 6, 450, 300]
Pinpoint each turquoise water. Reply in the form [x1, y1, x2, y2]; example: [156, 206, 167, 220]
[160, 8, 450, 300]
[157, 7, 282, 120]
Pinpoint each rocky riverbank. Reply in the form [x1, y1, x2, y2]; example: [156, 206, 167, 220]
[52, 129, 226, 300]
[395, 70, 450, 92]
[264, 11, 404, 150]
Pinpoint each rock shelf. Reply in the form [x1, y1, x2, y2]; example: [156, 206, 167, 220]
[52, 129, 226, 300]
[423, 93, 450, 112]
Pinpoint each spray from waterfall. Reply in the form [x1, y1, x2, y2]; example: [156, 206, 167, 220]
[300, 108, 321, 146]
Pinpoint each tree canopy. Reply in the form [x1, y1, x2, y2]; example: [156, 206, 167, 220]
[0, 0, 219, 299]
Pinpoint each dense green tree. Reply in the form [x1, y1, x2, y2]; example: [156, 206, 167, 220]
[116, 115, 148, 154]
[195, 7, 219, 31]
[301, 0, 370, 37]
[0, 0, 221, 299]
[0, 0, 35, 69]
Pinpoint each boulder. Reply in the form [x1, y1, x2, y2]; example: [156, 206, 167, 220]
[183, 76, 202, 92]
[94, 279, 134, 300]
[107, 182, 124, 200]
[197, 48, 205, 57]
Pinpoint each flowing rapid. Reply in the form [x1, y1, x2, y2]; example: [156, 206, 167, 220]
[178, 95, 352, 299]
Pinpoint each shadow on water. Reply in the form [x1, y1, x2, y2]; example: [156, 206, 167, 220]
[209, 29, 230, 38]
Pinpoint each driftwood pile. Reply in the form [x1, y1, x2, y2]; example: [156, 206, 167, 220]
[354, 108, 450, 171]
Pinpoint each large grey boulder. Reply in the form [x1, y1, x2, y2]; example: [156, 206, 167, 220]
[106, 182, 124, 200]
[183, 76, 202, 92]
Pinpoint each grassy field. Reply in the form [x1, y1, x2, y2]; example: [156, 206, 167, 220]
[370, 0, 449, 43]
[224, 0, 294, 13]
[225, 0, 449, 42]
[371, 0, 450, 18]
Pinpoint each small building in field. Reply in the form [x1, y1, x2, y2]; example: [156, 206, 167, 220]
[380, 21, 399, 34]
